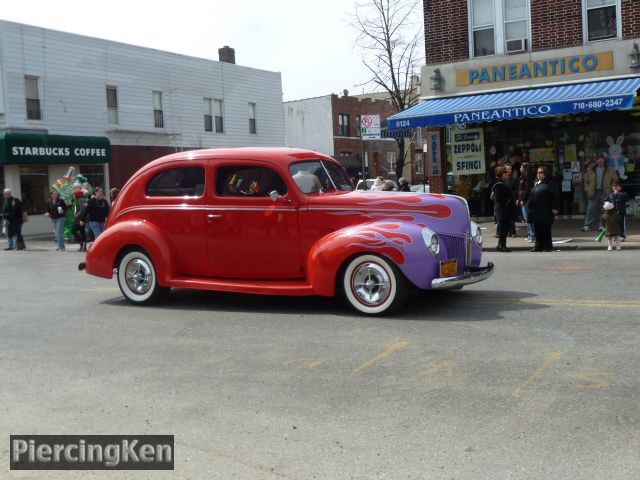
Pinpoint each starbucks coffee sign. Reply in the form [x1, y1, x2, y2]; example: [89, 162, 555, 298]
[0, 133, 111, 164]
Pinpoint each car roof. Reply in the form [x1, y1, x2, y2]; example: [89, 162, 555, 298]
[141, 147, 336, 172]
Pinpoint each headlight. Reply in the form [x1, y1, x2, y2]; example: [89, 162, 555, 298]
[421, 227, 440, 256]
[470, 221, 483, 246]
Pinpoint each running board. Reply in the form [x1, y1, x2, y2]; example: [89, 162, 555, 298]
[169, 277, 315, 296]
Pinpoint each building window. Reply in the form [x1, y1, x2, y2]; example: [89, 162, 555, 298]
[504, 0, 528, 51]
[339, 113, 350, 137]
[249, 102, 257, 134]
[584, 0, 619, 42]
[153, 91, 164, 128]
[470, 0, 530, 57]
[415, 153, 424, 175]
[387, 152, 397, 173]
[19, 165, 48, 214]
[204, 98, 213, 132]
[106, 86, 118, 126]
[25, 76, 41, 120]
[214, 99, 224, 133]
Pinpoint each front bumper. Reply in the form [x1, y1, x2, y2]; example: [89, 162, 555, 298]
[431, 262, 495, 289]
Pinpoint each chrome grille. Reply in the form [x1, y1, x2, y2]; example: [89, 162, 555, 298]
[439, 234, 466, 274]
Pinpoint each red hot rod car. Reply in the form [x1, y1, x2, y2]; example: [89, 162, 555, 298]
[79, 148, 493, 315]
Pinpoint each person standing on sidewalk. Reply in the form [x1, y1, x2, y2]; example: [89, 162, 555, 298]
[2, 188, 22, 250]
[491, 166, 517, 252]
[601, 201, 623, 251]
[45, 190, 69, 251]
[582, 156, 617, 232]
[604, 182, 629, 240]
[82, 186, 110, 239]
[527, 166, 560, 252]
[517, 163, 536, 243]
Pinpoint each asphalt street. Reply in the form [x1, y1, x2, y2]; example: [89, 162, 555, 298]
[1, 242, 640, 479]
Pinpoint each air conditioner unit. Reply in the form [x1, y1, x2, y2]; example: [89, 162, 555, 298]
[506, 38, 527, 53]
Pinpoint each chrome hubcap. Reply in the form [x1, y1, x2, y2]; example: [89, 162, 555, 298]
[125, 259, 153, 295]
[351, 262, 391, 306]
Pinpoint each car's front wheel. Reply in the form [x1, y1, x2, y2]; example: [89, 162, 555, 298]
[342, 254, 408, 315]
[117, 249, 170, 305]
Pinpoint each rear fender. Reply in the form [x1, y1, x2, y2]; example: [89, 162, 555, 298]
[307, 220, 428, 296]
[84, 220, 174, 284]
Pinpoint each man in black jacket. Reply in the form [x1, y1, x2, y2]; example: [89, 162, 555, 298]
[2, 188, 23, 250]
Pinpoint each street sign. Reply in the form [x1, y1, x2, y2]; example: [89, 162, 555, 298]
[360, 115, 380, 128]
[361, 127, 381, 140]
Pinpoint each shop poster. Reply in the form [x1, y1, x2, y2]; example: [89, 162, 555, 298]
[565, 144, 577, 163]
[529, 148, 554, 163]
[426, 131, 442, 177]
[451, 128, 485, 175]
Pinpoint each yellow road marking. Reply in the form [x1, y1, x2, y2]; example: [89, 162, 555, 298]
[81, 287, 120, 293]
[426, 360, 456, 378]
[284, 358, 328, 369]
[512, 352, 563, 397]
[352, 338, 408, 375]
[576, 371, 612, 389]
[458, 297, 640, 309]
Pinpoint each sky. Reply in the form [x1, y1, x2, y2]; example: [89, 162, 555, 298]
[0, 0, 394, 102]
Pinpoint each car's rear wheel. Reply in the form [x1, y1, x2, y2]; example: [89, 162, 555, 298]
[117, 249, 170, 305]
[342, 254, 408, 315]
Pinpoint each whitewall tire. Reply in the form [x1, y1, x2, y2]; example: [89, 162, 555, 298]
[117, 250, 170, 305]
[342, 254, 408, 315]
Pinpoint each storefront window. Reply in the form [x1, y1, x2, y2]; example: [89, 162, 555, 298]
[20, 166, 49, 214]
[79, 165, 106, 192]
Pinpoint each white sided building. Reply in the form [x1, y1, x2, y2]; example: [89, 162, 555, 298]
[0, 20, 285, 234]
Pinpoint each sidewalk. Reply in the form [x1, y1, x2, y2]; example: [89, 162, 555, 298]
[475, 216, 640, 251]
[6, 216, 640, 252]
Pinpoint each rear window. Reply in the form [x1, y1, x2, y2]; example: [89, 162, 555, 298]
[146, 167, 205, 197]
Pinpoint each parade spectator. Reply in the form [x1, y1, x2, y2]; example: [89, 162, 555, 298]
[604, 182, 629, 240]
[72, 190, 89, 251]
[2, 188, 23, 250]
[371, 176, 386, 191]
[491, 166, 517, 252]
[527, 166, 560, 252]
[582, 156, 618, 231]
[398, 177, 410, 192]
[82, 186, 110, 239]
[601, 201, 623, 251]
[517, 163, 536, 243]
[45, 190, 69, 251]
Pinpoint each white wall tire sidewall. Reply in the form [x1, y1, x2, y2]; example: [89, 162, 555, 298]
[118, 251, 157, 303]
[343, 254, 398, 315]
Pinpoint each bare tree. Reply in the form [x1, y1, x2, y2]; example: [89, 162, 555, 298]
[351, 0, 423, 178]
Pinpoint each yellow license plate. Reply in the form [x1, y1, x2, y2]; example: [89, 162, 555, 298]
[439, 259, 458, 277]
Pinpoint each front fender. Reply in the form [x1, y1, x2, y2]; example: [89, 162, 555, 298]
[307, 220, 432, 296]
[84, 220, 174, 285]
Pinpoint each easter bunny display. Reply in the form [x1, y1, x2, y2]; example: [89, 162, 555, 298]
[605, 135, 628, 180]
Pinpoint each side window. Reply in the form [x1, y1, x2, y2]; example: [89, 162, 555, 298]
[146, 167, 205, 197]
[216, 166, 287, 197]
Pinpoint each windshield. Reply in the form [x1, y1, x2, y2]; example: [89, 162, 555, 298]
[289, 160, 354, 194]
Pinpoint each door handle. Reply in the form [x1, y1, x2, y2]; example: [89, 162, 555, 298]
[207, 214, 221, 219]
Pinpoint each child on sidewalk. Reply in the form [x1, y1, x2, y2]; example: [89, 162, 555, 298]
[605, 182, 630, 240]
[601, 201, 623, 251]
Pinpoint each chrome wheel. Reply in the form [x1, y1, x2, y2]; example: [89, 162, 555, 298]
[125, 259, 153, 295]
[351, 262, 391, 306]
[117, 249, 170, 305]
[342, 254, 408, 316]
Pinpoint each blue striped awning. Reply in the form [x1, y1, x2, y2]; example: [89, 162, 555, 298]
[387, 77, 640, 130]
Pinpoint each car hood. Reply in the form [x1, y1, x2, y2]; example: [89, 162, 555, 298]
[305, 191, 470, 235]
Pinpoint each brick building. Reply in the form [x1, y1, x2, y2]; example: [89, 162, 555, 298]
[285, 93, 400, 182]
[389, 0, 640, 207]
